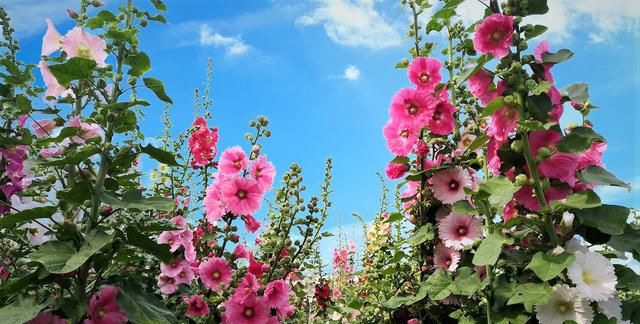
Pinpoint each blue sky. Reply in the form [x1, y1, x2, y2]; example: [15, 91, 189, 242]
[5, 0, 640, 260]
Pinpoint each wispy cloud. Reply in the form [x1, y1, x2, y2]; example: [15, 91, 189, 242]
[2, 0, 76, 37]
[295, 0, 402, 49]
[199, 24, 250, 56]
[342, 64, 361, 80]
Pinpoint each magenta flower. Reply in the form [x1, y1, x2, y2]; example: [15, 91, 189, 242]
[264, 280, 292, 311]
[174, 263, 195, 285]
[514, 186, 569, 212]
[233, 244, 250, 259]
[385, 162, 408, 180]
[428, 100, 456, 135]
[222, 291, 270, 324]
[185, 295, 210, 317]
[487, 106, 519, 142]
[408, 57, 442, 91]
[42, 19, 62, 56]
[219, 146, 249, 175]
[473, 13, 514, 58]
[577, 141, 606, 170]
[389, 88, 433, 127]
[534, 40, 555, 83]
[28, 312, 67, 324]
[39, 61, 67, 99]
[383, 119, 419, 156]
[434, 243, 461, 272]
[538, 152, 579, 186]
[438, 212, 483, 250]
[221, 177, 263, 216]
[248, 252, 268, 280]
[242, 214, 261, 233]
[188, 117, 218, 167]
[198, 257, 233, 291]
[86, 286, 127, 324]
[431, 167, 471, 204]
[468, 69, 506, 105]
[61, 27, 108, 67]
[250, 155, 276, 191]
[235, 273, 260, 303]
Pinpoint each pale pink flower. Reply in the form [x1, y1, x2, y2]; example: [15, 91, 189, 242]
[32, 119, 57, 138]
[222, 291, 270, 324]
[401, 181, 421, 211]
[67, 116, 104, 143]
[185, 295, 210, 317]
[383, 119, 419, 156]
[428, 100, 456, 135]
[407, 319, 420, 324]
[434, 244, 461, 272]
[473, 14, 514, 58]
[28, 312, 67, 324]
[389, 88, 433, 127]
[438, 213, 483, 250]
[42, 19, 63, 56]
[39, 60, 67, 99]
[160, 258, 188, 278]
[198, 257, 233, 291]
[408, 57, 442, 91]
[487, 106, 519, 141]
[385, 161, 408, 180]
[219, 146, 249, 175]
[157, 274, 179, 295]
[250, 155, 276, 192]
[61, 27, 108, 67]
[86, 286, 127, 324]
[221, 177, 263, 216]
[431, 167, 471, 204]
[174, 263, 195, 285]
[204, 183, 226, 222]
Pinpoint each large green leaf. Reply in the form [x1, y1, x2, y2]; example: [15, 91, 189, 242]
[100, 191, 175, 211]
[473, 232, 512, 266]
[29, 231, 114, 274]
[451, 267, 483, 296]
[452, 200, 477, 215]
[125, 226, 172, 263]
[557, 127, 604, 153]
[426, 269, 453, 300]
[457, 56, 492, 84]
[575, 204, 629, 235]
[578, 166, 631, 189]
[551, 190, 601, 209]
[607, 225, 640, 255]
[0, 295, 48, 324]
[479, 176, 519, 207]
[406, 224, 434, 246]
[0, 207, 57, 229]
[526, 0, 549, 15]
[117, 284, 178, 324]
[562, 83, 590, 103]
[507, 283, 552, 312]
[125, 52, 151, 77]
[141, 144, 179, 166]
[526, 251, 575, 281]
[48, 58, 97, 86]
[143, 78, 173, 104]
[481, 96, 505, 117]
[524, 25, 548, 39]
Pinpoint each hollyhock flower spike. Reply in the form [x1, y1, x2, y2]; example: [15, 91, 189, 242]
[86, 286, 128, 324]
[61, 27, 108, 67]
[473, 14, 514, 58]
[42, 19, 63, 56]
[438, 212, 483, 250]
[389, 88, 433, 127]
[408, 57, 442, 91]
[383, 119, 419, 156]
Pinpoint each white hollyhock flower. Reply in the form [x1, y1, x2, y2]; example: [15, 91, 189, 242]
[565, 237, 589, 254]
[567, 251, 617, 301]
[598, 295, 623, 320]
[536, 284, 594, 324]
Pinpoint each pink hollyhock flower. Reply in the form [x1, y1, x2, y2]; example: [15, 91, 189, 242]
[383, 119, 419, 156]
[502, 200, 517, 222]
[32, 119, 57, 138]
[171, 216, 186, 228]
[473, 13, 514, 59]
[198, 257, 233, 291]
[408, 57, 442, 91]
[514, 186, 569, 212]
[157, 274, 179, 295]
[408, 319, 420, 324]
[234, 244, 250, 259]
[438, 212, 483, 250]
[204, 183, 226, 222]
[401, 181, 421, 211]
[67, 116, 104, 143]
[188, 117, 219, 167]
[577, 141, 606, 170]
[221, 177, 263, 216]
[431, 167, 471, 204]
[434, 244, 460, 272]
[389, 88, 433, 127]
[528, 129, 562, 156]
[248, 252, 268, 279]
[468, 70, 506, 105]
[242, 214, 261, 233]
[86, 286, 127, 324]
[219, 146, 249, 175]
[157, 229, 192, 253]
[42, 19, 63, 56]
[264, 280, 291, 310]
[0, 265, 9, 280]
[185, 295, 210, 317]
[533, 40, 554, 83]
[487, 106, 519, 141]
[415, 140, 429, 156]
[428, 100, 456, 135]
[39, 146, 65, 158]
[547, 86, 564, 122]
[454, 132, 479, 157]
[385, 162, 408, 180]
[235, 273, 260, 303]
[28, 312, 67, 324]
[39, 61, 67, 99]
[250, 155, 276, 192]
[160, 258, 188, 277]
[538, 152, 579, 186]
[222, 291, 270, 324]
[174, 263, 195, 285]
[61, 27, 108, 67]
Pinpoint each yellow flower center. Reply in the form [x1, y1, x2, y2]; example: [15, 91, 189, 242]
[582, 271, 594, 285]
[77, 45, 92, 59]
[243, 308, 254, 317]
[212, 271, 220, 279]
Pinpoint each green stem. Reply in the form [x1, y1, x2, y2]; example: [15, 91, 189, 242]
[446, 22, 460, 140]
[410, 1, 421, 57]
[481, 201, 494, 324]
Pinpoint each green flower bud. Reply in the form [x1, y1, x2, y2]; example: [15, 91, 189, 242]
[510, 140, 523, 152]
[515, 174, 529, 186]
[537, 147, 553, 159]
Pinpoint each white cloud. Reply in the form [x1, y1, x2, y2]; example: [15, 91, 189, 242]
[2, 0, 76, 37]
[342, 64, 361, 80]
[296, 0, 402, 49]
[199, 24, 250, 56]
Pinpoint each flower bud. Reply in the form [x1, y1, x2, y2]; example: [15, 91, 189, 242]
[510, 140, 523, 152]
[515, 174, 529, 186]
[537, 147, 553, 159]
[66, 9, 78, 19]
[561, 211, 575, 228]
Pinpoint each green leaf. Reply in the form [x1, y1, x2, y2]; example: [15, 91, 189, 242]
[105, 100, 150, 112]
[526, 0, 549, 15]
[557, 127, 604, 153]
[457, 55, 492, 84]
[101, 191, 175, 211]
[117, 283, 177, 324]
[467, 134, 489, 153]
[526, 94, 552, 120]
[473, 232, 511, 266]
[573, 204, 630, 236]
[432, 8, 456, 20]
[141, 143, 179, 166]
[150, 0, 168, 11]
[41, 146, 100, 167]
[451, 267, 482, 296]
[524, 25, 548, 39]
[526, 251, 575, 281]
[86, 10, 117, 29]
[443, 0, 465, 8]
[426, 269, 453, 300]
[530, 81, 554, 95]
[48, 58, 97, 86]
[143, 77, 173, 104]
[0, 295, 48, 324]
[608, 225, 640, 256]
[541, 49, 574, 64]
[481, 96, 505, 117]
[382, 296, 413, 309]
[0, 130, 32, 145]
[562, 83, 589, 103]
[479, 176, 519, 207]
[126, 226, 172, 263]
[57, 181, 92, 204]
[125, 52, 151, 77]
[384, 212, 404, 223]
[615, 265, 640, 290]
[425, 19, 444, 34]
[578, 166, 631, 189]
[390, 156, 410, 164]
[395, 58, 409, 69]
[507, 283, 552, 312]
[551, 190, 601, 209]
[452, 200, 477, 215]
[406, 224, 434, 246]
[0, 206, 57, 229]
[29, 231, 114, 274]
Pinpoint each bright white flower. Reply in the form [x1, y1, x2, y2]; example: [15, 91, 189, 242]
[565, 237, 589, 254]
[598, 295, 623, 321]
[536, 284, 594, 324]
[561, 211, 575, 227]
[567, 251, 617, 301]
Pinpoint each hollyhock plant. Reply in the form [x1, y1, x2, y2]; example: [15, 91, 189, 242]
[473, 13, 514, 58]
[185, 295, 210, 317]
[408, 56, 442, 91]
[487, 106, 519, 141]
[218, 146, 249, 175]
[188, 117, 219, 166]
[264, 279, 292, 310]
[468, 69, 506, 105]
[567, 251, 617, 301]
[430, 167, 471, 204]
[198, 257, 233, 291]
[204, 183, 226, 222]
[61, 27, 108, 66]
[27, 312, 67, 324]
[535, 285, 593, 324]
[438, 212, 483, 250]
[86, 286, 128, 324]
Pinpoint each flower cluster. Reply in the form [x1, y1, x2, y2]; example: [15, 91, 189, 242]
[0, 145, 29, 214]
[188, 117, 219, 167]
